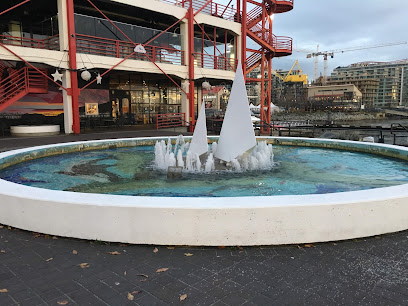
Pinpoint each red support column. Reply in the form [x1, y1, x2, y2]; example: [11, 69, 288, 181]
[188, 1, 195, 132]
[241, 0, 247, 80]
[266, 54, 272, 133]
[260, 51, 266, 133]
[236, 0, 240, 22]
[66, 0, 80, 134]
[213, 27, 216, 69]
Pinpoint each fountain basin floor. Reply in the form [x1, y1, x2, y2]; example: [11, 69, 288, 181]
[0, 136, 407, 246]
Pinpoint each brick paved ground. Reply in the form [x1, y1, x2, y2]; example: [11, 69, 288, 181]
[0, 130, 407, 305]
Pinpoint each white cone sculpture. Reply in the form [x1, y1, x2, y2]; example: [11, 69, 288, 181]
[214, 60, 256, 162]
[188, 101, 208, 157]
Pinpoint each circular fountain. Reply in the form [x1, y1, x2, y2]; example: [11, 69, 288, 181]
[1, 63, 407, 245]
[0, 136, 407, 246]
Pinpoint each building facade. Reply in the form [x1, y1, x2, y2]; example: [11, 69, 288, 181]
[0, 0, 293, 134]
[328, 60, 408, 109]
[307, 84, 362, 111]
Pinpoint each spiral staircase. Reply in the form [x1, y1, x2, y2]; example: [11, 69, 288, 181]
[245, 0, 293, 73]
[243, 0, 293, 132]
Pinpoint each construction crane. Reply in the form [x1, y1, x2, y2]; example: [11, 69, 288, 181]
[269, 60, 307, 84]
[295, 41, 407, 83]
[283, 60, 308, 84]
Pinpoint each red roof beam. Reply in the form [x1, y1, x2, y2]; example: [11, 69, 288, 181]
[0, 0, 31, 17]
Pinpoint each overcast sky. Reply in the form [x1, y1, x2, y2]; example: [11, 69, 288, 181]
[235, 0, 408, 81]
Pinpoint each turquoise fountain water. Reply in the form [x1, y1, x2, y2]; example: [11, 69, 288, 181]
[1, 143, 407, 197]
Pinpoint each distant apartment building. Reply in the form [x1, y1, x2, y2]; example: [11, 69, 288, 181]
[307, 84, 362, 111]
[328, 59, 408, 109]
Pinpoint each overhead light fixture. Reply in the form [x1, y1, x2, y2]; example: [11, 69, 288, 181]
[172, 27, 180, 38]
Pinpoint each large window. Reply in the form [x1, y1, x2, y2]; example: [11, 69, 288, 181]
[74, 14, 181, 49]
[110, 74, 182, 124]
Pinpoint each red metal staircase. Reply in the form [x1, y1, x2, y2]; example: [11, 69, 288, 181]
[244, 0, 293, 133]
[0, 67, 48, 112]
[245, 0, 293, 72]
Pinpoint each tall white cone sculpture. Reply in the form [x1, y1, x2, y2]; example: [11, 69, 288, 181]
[214, 61, 256, 162]
[188, 101, 208, 156]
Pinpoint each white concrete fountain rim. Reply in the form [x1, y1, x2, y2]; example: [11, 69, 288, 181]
[0, 136, 407, 246]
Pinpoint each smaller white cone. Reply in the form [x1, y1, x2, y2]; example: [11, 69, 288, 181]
[189, 101, 208, 157]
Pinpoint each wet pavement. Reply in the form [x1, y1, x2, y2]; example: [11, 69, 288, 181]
[0, 130, 407, 305]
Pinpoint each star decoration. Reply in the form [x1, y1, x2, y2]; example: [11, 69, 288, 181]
[51, 69, 63, 82]
[96, 73, 102, 85]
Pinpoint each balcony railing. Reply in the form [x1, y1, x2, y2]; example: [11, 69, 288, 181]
[248, 24, 292, 52]
[1, 33, 239, 71]
[75, 34, 184, 66]
[159, 0, 238, 21]
[0, 34, 60, 50]
[194, 52, 237, 71]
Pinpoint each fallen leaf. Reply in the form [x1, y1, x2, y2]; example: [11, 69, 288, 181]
[218, 246, 226, 249]
[33, 233, 41, 238]
[7, 226, 11, 230]
[167, 246, 175, 249]
[44, 234, 50, 239]
[57, 301, 68, 305]
[375, 236, 381, 239]
[153, 248, 158, 253]
[52, 236, 58, 240]
[79, 263, 90, 269]
[238, 246, 244, 250]
[46, 258, 53, 262]
[124, 271, 127, 276]
[180, 294, 187, 301]
[184, 253, 193, 257]
[72, 250, 78, 255]
[108, 251, 121, 255]
[304, 244, 314, 248]
[127, 292, 134, 301]
[0, 289, 8, 293]
[156, 268, 168, 273]
[119, 244, 128, 247]
[131, 290, 141, 295]
[138, 274, 149, 278]
[0, 225, 3, 229]
[332, 243, 337, 245]
[0, 250, 5, 253]
[239, 251, 244, 253]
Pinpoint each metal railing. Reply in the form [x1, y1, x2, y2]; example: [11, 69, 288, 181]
[156, 113, 186, 129]
[0, 67, 27, 108]
[0, 67, 48, 109]
[248, 24, 292, 52]
[76, 34, 185, 65]
[193, 52, 237, 71]
[0, 34, 60, 50]
[159, 0, 237, 21]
